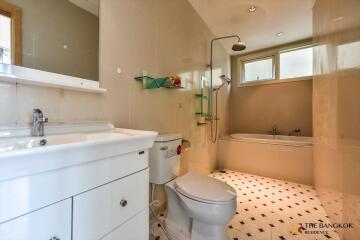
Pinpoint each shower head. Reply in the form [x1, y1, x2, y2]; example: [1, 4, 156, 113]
[232, 40, 246, 51]
[219, 75, 232, 84]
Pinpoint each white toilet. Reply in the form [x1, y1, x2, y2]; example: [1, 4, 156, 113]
[149, 134, 237, 240]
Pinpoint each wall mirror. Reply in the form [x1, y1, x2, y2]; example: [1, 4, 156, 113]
[0, 0, 99, 81]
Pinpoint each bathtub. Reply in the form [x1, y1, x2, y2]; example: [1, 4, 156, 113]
[219, 134, 313, 185]
[230, 133, 312, 146]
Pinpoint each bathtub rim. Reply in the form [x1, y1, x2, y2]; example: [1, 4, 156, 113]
[221, 134, 313, 147]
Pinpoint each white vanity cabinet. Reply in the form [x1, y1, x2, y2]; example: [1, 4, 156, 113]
[73, 169, 149, 240]
[0, 168, 149, 240]
[0, 199, 72, 240]
[0, 124, 157, 240]
[102, 209, 149, 240]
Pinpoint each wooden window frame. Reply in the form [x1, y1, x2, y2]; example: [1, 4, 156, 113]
[0, 0, 22, 65]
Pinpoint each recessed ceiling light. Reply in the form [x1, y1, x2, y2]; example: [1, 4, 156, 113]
[276, 32, 284, 37]
[248, 6, 257, 13]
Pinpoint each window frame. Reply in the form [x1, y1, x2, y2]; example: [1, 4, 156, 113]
[242, 55, 275, 83]
[237, 41, 313, 87]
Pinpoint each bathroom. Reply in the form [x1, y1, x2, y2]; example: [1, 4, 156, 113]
[0, 0, 359, 239]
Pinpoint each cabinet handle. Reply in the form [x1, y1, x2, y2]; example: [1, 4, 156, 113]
[49, 237, 60, 240]
[120, 199, 128, 207]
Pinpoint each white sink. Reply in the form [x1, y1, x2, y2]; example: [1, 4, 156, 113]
[0, 123, 157, 182]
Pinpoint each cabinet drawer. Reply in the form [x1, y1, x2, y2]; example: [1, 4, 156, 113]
[73, 169, 149, 240]
[102, 209, 148, 240]
[0, 199, 71, 240]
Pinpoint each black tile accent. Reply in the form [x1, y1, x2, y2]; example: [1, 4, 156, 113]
[269, 224, 275, 228]
[246, 233, 251, 237]
[240, 221, 245, 225]
[279, 236, 286, 240]
[258, 228, 264, 232]
[250, 217, 256, 221]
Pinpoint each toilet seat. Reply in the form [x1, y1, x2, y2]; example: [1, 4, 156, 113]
[174, 172, 236, 204]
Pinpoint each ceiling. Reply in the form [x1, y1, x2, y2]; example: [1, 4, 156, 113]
[188, 0, 315, 54]
[68, 0, 99, 16]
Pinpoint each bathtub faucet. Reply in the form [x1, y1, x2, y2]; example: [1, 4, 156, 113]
[270, 124, 281, 135]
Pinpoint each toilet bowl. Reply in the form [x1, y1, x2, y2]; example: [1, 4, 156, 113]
[165, 172, 237, 240]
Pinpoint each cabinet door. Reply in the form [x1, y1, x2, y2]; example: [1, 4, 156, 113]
[73, 169, 148, 240]
[0, 199, 72, 240]
[102, 209, 148, 240]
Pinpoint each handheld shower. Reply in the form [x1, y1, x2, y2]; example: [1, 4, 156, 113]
[219, 75, 232, 85]
[213, 75, 232, 91]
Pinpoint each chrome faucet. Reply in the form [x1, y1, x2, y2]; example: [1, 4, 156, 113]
[270, 124, 280, 135]
[32, 109, 48, 137]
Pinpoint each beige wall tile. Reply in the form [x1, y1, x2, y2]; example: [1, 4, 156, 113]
[230, 52, 313, 137]
[0, 83, 17, 125]
[100, 0, 230, 178]
[313, 0, 360, 238]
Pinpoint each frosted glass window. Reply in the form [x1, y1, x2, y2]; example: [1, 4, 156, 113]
[280, 47, 313, 79]
[337, 41, 360, 70]
[0, 14, 12, 64]
[244, 58, 274, 82]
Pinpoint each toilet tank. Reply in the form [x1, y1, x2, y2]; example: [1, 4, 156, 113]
[149, 133, 182, 184]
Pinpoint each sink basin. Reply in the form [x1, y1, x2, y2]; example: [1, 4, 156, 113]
[0, 123, 157, 182]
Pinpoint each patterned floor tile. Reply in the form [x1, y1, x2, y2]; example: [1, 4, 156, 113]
[210, 170, 340, 240]
[150, 169, 340, 240]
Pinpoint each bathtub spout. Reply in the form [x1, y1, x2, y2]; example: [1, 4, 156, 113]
[270, 124, 281, 135]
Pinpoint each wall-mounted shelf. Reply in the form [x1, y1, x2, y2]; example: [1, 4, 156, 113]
[134, 76, 183, 89]
[195, 76, 211, 118]
[0, 64, 107, 93]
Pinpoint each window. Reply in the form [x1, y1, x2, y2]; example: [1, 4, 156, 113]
[280, 46, 313, 79]
[337, 41, 360, 70]
[0, 14, 12, 64]
[238, 42, 313, 86]
[243, 57, 274, 82]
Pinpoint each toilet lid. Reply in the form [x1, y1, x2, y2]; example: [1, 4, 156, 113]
[174, 172, 236, 203]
